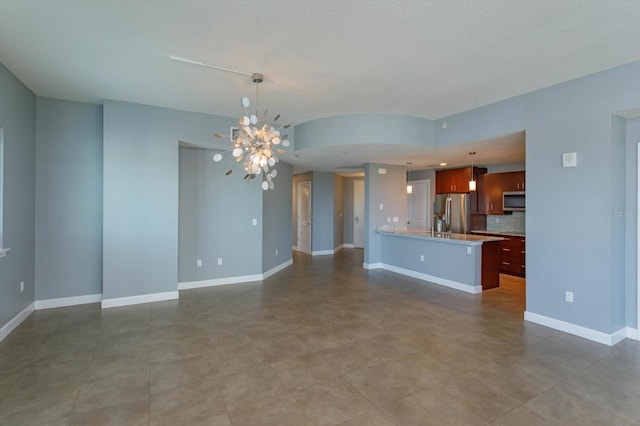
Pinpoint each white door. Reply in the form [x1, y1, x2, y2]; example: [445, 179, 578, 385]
[353, 179, 365, 248]
[298, 181, 312, 254]
[407, 180, 430, 230]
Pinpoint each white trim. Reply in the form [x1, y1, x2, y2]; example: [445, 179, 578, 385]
[263, 259, 293, 280]
[637, 142, 639, 344]
[380, 263, 481, 294]
[361, 262, 480, 294]
[525, 311, 628, 346]
[625, 327, 639, 341]
[292, 245, 298, 251]
[334, 244, 344, 253]
[35, 294, 102, 310]
[312, 249, 334, 256]
[343, 243, 355, 248]
[0, 302, 34, 342]
[101, 291, 179, 309]
[0, 248, 9, 258]
[179, 274, 263, 290]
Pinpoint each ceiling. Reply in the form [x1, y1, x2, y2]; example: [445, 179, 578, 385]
[2, 1, 639, 173]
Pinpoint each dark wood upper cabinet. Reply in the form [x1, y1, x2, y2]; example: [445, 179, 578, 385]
[436, 167, 487, 194]
[502, 171, 526, 192]
[478, 173, 504, 214]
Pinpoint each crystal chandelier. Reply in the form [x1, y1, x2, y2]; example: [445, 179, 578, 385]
[213, 73, 290, 191]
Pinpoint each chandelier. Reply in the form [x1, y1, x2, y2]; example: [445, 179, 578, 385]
[213, 73, 290, 191]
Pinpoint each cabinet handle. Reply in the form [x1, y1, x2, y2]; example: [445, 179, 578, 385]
[502, 248, 511, 252]
[502, 262, 510, 265]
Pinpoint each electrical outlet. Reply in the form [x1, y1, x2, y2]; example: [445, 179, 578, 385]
[217, 258, 223, 265]
[392, 217, 398, 222]
[379, 203, 384, 210]
[420, 255, 424, 262]
[196, 259, 202, 267]
[387, 217, 391, 222]
[275, 249, 278, 256]
[252, 218, 257, 226]
[565, 291, 574, 303]
[20, 281, 24, 293]
[467, 247, 472, 255]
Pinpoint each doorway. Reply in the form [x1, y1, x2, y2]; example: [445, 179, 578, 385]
[297, 181, 312, 254]
[407, 179, 430, 230]
[353, 179, 365, 248]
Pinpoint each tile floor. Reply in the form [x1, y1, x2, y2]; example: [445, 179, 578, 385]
[1, 248, 639, 425]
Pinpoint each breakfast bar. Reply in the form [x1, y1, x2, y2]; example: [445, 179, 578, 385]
[374, 228, 504, 294]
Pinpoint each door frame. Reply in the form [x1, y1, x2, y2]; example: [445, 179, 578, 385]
[353, 179, 365, 248]
[297, 181, 312, 254]
[407, 179, 431, 230]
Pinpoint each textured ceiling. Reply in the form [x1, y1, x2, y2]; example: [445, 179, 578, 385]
[1, 0, 639, 171]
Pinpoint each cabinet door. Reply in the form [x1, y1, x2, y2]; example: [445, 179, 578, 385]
[503, 171, 525, 192]
[479, 173, 504, 214]
[453, 167, 473, 193]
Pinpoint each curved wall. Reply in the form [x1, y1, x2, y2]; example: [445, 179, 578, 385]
[294, 113, 435, 151]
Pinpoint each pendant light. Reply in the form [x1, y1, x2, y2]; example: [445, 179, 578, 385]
[406, 162, 413, 194]
[468, 152, 477, 192]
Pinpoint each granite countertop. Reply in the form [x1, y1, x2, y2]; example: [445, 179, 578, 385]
[375, 228, 504, 246]
[471, 230, 526, 238]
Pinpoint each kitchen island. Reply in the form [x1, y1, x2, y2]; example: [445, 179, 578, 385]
[370, 228, 504, 293]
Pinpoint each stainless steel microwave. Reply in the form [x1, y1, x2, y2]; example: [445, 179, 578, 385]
[503, 191, 525, 211]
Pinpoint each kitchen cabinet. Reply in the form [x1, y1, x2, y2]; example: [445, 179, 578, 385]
[499, 235, 526, 277]
[436, 167, 487, 194]
[478, 173, 504, 214]
[481, 240, 501, 290]
[502, 171, 525, 192]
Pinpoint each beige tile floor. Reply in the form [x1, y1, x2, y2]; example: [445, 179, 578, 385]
[1, 248, 639, 425]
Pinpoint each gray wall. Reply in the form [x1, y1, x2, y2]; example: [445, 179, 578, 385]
[262, 161, 293, 272]
[292, 172, 312, 248]
[364, 164, 407, 265]
[380, 234, 481, 287]
[103, 100, 234, 300]
[333, 175, 344, 249]
[625, 118, 639, 327]
[311, 171, 334, 252]
[294, 114, 435, 151]
[35, 98, 102, 300]
[0, 63, 36, 327]
[178, 147, 263, 282]
[486, 162, 526, 173]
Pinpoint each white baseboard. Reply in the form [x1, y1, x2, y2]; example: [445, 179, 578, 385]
[179, 259, 294, 290]
[524, 311, 629, 346]
[343, 244, 355, 248]
[263, 259, 293, 280]
[179, 274, 263, 290]
[0, 302, 35, 342]
[363, 262, 382, 269]
[380, 263, 481, 294]
[625, 327, 639, 341]
[312, 249, 334, 256]
[101, 291, 179, 309]
[35, 293, 102, 310]
[292, 245, 298, 251]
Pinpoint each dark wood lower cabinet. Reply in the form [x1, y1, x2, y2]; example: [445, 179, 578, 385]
[499, 236, 526, 277]
[481, 241, 501, 290]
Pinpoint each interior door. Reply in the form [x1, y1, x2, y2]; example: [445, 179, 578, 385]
[297, 181, 312, 254]
[407, 180, 430, 230]
[353, 179, 365, 248]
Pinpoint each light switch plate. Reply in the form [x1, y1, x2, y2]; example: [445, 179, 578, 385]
[252, 218, 257, 226]
[378, 168, 387, 175]
[562, 152, 577, 168]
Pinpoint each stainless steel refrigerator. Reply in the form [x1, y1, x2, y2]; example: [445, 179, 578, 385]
[433, 193, 471, 234]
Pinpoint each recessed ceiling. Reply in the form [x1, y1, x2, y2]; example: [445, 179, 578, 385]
[1, 1, 638, 172]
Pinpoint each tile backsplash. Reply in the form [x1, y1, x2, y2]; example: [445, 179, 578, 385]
[487, 212, 525, 234]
